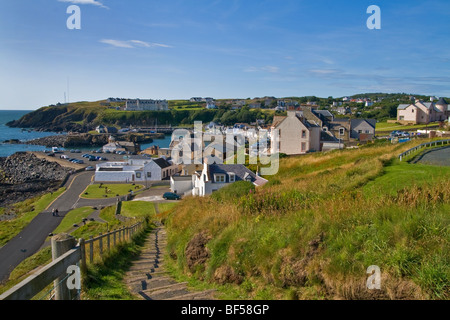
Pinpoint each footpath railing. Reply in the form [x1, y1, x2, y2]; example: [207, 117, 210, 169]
[398, 139, 450, 161]
[0, 220, 146, 300]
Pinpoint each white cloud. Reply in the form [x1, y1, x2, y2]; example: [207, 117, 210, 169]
[58, 0, 108, 9]
[244, 66, 279, 73]
[100, 39, 173, 49]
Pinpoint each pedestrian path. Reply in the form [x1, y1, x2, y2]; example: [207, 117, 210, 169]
[123, 224, 216, 300]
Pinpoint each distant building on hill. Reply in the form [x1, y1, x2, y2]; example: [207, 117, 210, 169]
[125, 99, 168, 111]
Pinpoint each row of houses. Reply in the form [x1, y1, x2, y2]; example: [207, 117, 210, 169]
[93, 153, 268, 197]
[170, 162, 268, 197]
[272, 107, 376, 155]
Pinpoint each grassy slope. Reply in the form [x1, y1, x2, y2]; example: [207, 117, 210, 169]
[165, 139, 449, 300]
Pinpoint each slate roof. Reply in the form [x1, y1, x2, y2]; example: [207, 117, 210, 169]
[397, 104, 412, 110]
[153, 158, 172, 169]
[208, 164, 268, 186]
[314, 109, 334, 119]
[351, 119, 377, 129]
[437, 97, 448, 105]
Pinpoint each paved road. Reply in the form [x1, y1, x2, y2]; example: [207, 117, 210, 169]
[0, 171, 95, 283]
[414, 146, 450, 166]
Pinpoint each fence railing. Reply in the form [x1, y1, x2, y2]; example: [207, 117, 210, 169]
[0, 220, 146, 300]
[398, 139, 450, 161]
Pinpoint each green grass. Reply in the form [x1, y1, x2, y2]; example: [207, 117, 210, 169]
[0, 247, 52, 296]
[165, 140, 450, 300]
[120, 201, 156, 218]
[0, 188, 66, 246]
[52, 207, 95, 235]
[157, 202, 178, 213]
[376, 121, 439, 132]
[363, 160, 450, 197]
[82, 184, 144, 199]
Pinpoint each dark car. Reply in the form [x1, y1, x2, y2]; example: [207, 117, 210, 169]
[88, 156, 98, 161]
[163, 192, 181, 200]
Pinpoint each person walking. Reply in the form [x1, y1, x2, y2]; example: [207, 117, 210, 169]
[52, 208, 56, 216]
[55, 209, 59, 217]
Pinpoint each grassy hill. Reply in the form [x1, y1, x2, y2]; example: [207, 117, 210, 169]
[164, 139, 449, 300]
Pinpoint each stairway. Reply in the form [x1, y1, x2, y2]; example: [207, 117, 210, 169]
[124, 225, 216, 300]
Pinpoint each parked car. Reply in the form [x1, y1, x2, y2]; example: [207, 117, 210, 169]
[88, 156, 98, 161]
[85, 166, 95, 171]
[60, 155, 69, 159]
[163, 192, 181, 200]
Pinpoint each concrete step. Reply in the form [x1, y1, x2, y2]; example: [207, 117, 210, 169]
[140, 283, 191, 300]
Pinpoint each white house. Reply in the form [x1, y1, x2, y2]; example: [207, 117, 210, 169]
[95, 158, 179, 183]
[191, 163, 268, 197]
[170, 176, 194, 196]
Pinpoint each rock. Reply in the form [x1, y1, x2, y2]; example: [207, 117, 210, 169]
[0, 152, 72, 207]
[185, 232, 212, 273]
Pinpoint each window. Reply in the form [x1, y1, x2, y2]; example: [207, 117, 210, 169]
[339, 128, 345, 136]
[136, 172, 142, 179]
[365, 130, 370, 134]
[301, 142, 306, 152]
[399, 116, 405, 120]
[358, 130, 363, 134]
[302, 130, 307, 138]
[215, 174, 225, 183]
[412, 109, 414, 113]
[147, 172, 151, 178]
[228, 173, 235, 182]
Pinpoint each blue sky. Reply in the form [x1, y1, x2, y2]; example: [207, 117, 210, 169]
[0, 0, 449, 110]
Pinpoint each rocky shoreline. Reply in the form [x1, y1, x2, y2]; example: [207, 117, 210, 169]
[3, 132, 163, 149]
[0, 152, 73, 209]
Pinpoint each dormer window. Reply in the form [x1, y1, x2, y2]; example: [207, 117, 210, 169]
[214, 174, 225, 183]
[228, 173, 235, 182]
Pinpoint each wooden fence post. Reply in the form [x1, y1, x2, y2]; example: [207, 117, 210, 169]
[79, 238, 87, 274]
[113, 229, 116, 246]
[89, 236, 94, 263]
[51, 234, 77, 300]
[99, 233, 103, 257]
[107, 232, 110, 252]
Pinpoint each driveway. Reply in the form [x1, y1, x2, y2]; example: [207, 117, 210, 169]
[133, 185, 174, 203]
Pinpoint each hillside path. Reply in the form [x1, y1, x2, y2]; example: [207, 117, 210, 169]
[123, 224, 216, 300]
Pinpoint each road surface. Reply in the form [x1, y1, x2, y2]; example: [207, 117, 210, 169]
[0, 171, 96, 283]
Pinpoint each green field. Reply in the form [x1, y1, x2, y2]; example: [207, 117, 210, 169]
[52, 206, 96, 235]
[376, 121, 439, 132]
[82, 184, 144, 199]
[121, 201, 156, 218]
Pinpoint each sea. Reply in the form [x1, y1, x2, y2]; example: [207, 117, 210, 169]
[0, 110, 172, 158]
